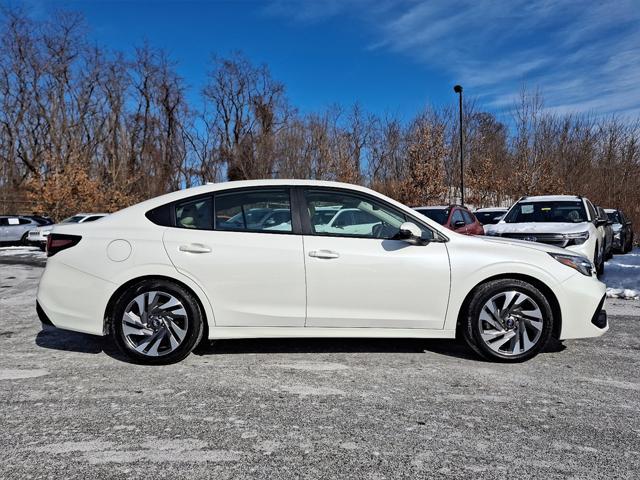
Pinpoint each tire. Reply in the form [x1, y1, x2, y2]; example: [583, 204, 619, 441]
[20, 232, 29, 245]
[461, 279, 554, 362]
[111, 279, 204, 365]
[595, 244, 604, 276]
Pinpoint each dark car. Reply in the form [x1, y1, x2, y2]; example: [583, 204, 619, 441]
[596, 206, 614, 260]
[605, 208, 634, 253]
[23, 215, 53, 225]
[414, 205, 484, 235]
[474, 207, 508, 226]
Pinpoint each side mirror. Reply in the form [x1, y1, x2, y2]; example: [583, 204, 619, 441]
[453, 220, 466, 229]
[398, 222, 425, 244]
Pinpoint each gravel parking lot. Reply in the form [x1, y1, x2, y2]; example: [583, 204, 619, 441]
[1, 256, 639, 479]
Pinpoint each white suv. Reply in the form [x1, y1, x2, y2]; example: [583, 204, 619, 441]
[485, 195, 607, 274]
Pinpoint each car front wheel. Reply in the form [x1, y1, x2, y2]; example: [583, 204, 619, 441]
[461, 279, 554, 362]
[111, 279, 204, 364]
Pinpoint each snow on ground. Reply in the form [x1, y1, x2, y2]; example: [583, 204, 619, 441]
[602, 247, 640, 300]
[0, 246, 46, 259]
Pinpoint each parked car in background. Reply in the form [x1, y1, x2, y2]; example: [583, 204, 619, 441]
[23, 215, 53, 226]
[36, 180, 608, 365]
[605, 208, 634, 253]
[596, 206, 613, 260]
[414, 205, 484, 235]
[0, 215, 42, 245]
[475, 207, 508, 226]
[485, 195, 607, 275]
[28, 213, 107, 250]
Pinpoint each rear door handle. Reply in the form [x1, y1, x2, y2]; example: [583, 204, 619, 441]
[308, 249, 340, 259]
[179, 243, 212, 254]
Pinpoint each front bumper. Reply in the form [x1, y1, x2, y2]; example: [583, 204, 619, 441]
[557, 272, 608, 339]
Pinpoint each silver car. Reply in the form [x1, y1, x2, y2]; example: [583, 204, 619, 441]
[0, 216, 41, 244]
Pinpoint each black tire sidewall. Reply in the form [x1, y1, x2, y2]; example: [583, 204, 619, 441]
[466, 279, 554, 362]
[111, 279, 203, 365]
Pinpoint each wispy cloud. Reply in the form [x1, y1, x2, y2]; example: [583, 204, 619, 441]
[266, 0, 640, 116]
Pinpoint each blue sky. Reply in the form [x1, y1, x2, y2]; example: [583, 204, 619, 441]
[18, 0, 640, 120]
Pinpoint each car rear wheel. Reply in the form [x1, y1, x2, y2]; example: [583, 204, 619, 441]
[111, 279, 204, 364]
[461, 279, 554, 362]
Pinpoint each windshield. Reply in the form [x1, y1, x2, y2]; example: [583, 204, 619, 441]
[475, 211, 505, 225]
[504, 201, 587, 223]
[415, 208, 449, 225]
[60, 215, 85, 223]
[607, 211, 621, 224]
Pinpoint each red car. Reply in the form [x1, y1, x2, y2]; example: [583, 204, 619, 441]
[413, 205, 485, 235]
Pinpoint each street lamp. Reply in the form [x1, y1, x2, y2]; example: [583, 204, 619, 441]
[453, 84, 464, 206]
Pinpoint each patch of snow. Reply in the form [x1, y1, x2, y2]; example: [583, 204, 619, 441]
[602, 248, 640, 300]
[0, 246, 45, 258]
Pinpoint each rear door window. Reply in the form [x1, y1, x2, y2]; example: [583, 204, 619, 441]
[215, 189, 292, 233]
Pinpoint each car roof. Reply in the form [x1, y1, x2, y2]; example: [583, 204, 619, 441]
[475, 207, 508, 212]
[519, 195, 582, 202]
[75, 213, 108, 216]
[414, 205, 451, 210]
[604, 208, 617, 213]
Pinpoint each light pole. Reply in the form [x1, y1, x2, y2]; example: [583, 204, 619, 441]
[453, 84, 464, 206]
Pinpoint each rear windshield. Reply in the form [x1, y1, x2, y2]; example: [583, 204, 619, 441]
[607, 211, 621, 224]
[475, 211, 505, 225]
[415, 208, 449, 225]
[504, 201, 587, 223]
[60, 215, 85, 223]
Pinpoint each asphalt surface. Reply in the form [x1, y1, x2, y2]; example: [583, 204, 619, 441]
[1, 257, 639, 479]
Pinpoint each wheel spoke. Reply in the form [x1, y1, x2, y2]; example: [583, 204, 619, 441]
[123, 322, 153, 338]
[480, 307, 504, 331]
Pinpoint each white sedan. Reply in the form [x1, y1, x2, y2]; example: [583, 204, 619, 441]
[36, 180, 608, 364]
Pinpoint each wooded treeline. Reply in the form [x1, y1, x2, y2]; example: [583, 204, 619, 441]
[1, 9, 638, 233]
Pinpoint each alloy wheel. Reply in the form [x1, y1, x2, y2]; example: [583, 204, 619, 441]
[477, 290, 544, 356]
[121, 290, 189, 357]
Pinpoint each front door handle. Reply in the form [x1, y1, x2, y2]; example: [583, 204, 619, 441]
[179, 243, 212, 254]
[308, 249, 340, 259]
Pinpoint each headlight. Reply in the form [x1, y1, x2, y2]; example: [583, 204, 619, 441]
[565, 231, 589, 246]
[548, 253, 593, 276]
[614, 232, 621, 240]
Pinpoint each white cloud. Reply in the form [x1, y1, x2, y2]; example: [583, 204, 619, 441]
[266, 0, 640, 117]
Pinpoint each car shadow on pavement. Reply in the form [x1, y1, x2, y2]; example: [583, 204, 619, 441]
[35, 326, 129, 361]
[35, 326, 565, 363]
[195, 337, 481, 361]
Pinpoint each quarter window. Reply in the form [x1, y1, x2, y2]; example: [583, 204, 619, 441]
[450, 209, 465, 225]
[461, 210, 475, 225]
[175, 197, 213, 230]
[215, 189, 292, 233]
[304, 190, 410, 239]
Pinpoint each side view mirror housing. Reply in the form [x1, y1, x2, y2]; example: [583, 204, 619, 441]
[595, 218, 608, 227]
[452, 220, 466, 229]
[398, 222, 428, 244]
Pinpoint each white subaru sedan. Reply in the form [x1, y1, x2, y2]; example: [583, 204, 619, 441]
[36, 180, 608, 364]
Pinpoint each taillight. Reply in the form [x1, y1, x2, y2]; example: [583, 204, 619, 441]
[47, 234, 82, 257]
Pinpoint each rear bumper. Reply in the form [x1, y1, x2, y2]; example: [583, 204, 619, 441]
[36, 260, 114, 336]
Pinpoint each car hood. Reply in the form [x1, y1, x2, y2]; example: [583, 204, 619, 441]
[485, 222, 590, 235]
[477, 235, 575, 256]
[612, 223, 622, 233]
